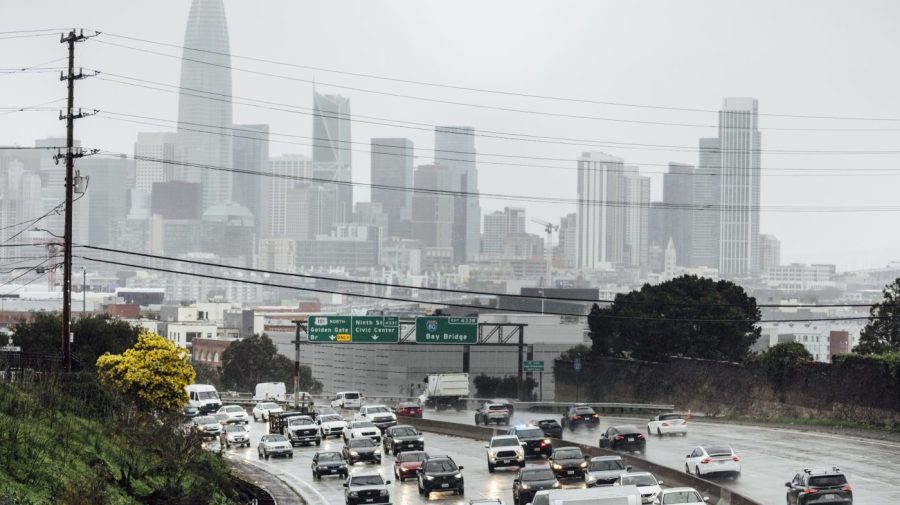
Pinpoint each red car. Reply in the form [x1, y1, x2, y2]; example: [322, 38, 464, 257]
[395, 402, 423, 418]
[393, 450, 427, 481]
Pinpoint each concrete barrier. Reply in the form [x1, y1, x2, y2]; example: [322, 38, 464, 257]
[399, 416, 762, 505]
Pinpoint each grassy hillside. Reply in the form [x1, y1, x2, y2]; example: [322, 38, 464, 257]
[0, 373, 237, 505]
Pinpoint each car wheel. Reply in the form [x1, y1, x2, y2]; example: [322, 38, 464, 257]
[488, 461, 495, 473]
[685, 463, 690, 473]
[647, 426, 652, 435]
[265, 453, 270, 460]
[315, 438, 321, 446]
[257, 451, 262, 459]
[657, 428, 662, 436]
[733, 471, 741, 480]
[695, 466, 701, 477]
[474, 415, 480, 425]
[457, 486, 464, 495]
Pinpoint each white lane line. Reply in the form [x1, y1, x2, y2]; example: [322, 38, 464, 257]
[233, 455, 331, 505]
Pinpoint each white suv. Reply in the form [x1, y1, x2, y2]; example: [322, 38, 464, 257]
[358, 404, 397, 430]
[484, 435, 525, 473]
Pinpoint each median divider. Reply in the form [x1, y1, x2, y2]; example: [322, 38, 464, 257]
[399, 416, 762, 505]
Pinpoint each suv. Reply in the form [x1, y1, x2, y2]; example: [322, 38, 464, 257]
[475, 402, 511, 425]
[513, 465, 561, 505]
[417, 455, 464, 497]
[507, 425, 552, 458]
[485, 435, 525, 473]
[359, 404, 398, 430]
[786, 467, 853, 505]
[561, 405, 600, 431]
[343, 471, 390, 505]
[548, 446, 588, 479]
[531, 418, 563, 439]
[383, 425, 424, 455]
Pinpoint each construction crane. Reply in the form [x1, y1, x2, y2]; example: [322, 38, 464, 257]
[531, 218, 558, 288]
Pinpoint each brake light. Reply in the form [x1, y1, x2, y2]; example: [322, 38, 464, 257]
[731, 456, 740, 462]
[661, 422, 669, 427]
[701, 458, 711, 464]
[614, 435, 624, 441]
[592, 414, 599, 419]
[637, 434, 644, 439]
[841, 485, 852, 492]
[803, 488, 818, 495]
[573, 415, 581, 420]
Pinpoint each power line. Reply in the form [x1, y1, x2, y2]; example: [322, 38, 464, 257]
[98, 31, 900, 125]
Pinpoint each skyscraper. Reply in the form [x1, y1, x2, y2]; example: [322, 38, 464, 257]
[691, 137, 721, 269]
[176, 0, 234, 210]
[576, 152, 625, 270]
[134, 132, 177, 195]
[266, 154, 312, 238]
[622, 166, 651, 269]
[434, 126, 480, 262]
[370, 138, 414, 235]
[312, 92, 352, 223]
[232, 124, 269, 230]
[482, 207, 526, 257]
[557, 213, 578, 269]
[719, 98, 761, 276]
[760, 234, 781, 272]
[663, 162, 695, 267]
[410, 164, 454, 250]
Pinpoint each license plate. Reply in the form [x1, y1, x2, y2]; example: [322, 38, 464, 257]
[533, 448, 541, 452]
[567, 470, 574, 475]
[502, 460, 511, 464]
[365, 499, 373, 503]
[441, 483, 449, 488]
[627, 437, 635, 441]
[718, 461, 726, 464]
[824, 494, 836, 500]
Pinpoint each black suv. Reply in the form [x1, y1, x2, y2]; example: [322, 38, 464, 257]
[786, 467, 852, 505]
[507, 425, 552, 458]
[513, 465, 560, 505]
[561, 405, 600, 431]
[417, 455, 465, 497]
[383, 425, 424, 455]
[531, 418, 563, 439]
[548, 446, 588, 479]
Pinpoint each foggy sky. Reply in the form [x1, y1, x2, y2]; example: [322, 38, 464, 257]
[3, 0, 900, 271]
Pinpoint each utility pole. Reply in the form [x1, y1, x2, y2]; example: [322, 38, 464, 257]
[58, 29, 97, 371]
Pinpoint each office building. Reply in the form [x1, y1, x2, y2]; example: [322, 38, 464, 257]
[231, 124, 269, 229]
[692, 137, 721, 269]
[557, 213, 578, 269]
[622, 166, 650, 269]
[482, 207, 526, 257]
[435, 126, 481, 262]
[266, 154, 312, 238]
[258, 238, 296, 273]
[79, 154, 132, 247]
[312, 92, 352, 223]
[296, 224, 381, 269]
[760, 234, 781, 272]
[663, 162, 695, 267]
[576, 152, 625, 270]
[410, 164, 454, 250]
[370, 138, 414, 235]
[134, 132, 177, 194]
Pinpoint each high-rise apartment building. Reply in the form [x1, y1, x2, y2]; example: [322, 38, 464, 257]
[692, 137, 721, 269]
[176, 0, 234, 210]
[312, 92, 352, 223]
[134, 132, 177, 194]
[557, 213, 578, 269]
[370, 138, 414, 235]
[719, 97, 761, 276]
[760, 234, 781, 272]
[482, 207, 526, 257]
[622, 166, 651, 269]
[410, 164, 454, 250]
[434, 126, 480, 262]
[663, 162, 695, 267]
[576, 152, 625, 270]
[266, 154, 312, 238]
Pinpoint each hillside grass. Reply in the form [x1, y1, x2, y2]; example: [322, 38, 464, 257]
[0, 373, 237, 505]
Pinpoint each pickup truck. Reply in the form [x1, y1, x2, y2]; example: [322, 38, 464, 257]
[269, 411, 322, 447]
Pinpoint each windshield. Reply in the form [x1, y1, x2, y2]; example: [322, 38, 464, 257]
[350, 438, 375, 448]
[197, 391, 219, 400]
[662, 491, 704, 504]
[523, 468, 556, 481]
[260, 403, 279, 409]
[225, 425, 246, 433]
[399, 403, 418, 408]
[809, 475, 848, 487]
[318, 453, 343, 462]
[196, 416, 215, 424]
[517, 428, 544, 438]
[367, 407, 390, 414]
[392, 427, 417, 437]
[554, 448, 583, 459]
[488, 405, 508, 411]
[573, 407, 594, 415]
[399, 452, 427, 462]
[590, 459, 625, 471]
[225, 406, 243, 413]
[289, 417, 314, 425]
[492, 438, 519, 447]
[353, 421, 375, 429]
[344, 393, 360, 399]
[622, 475, 658, 487]
[659, 414, 683, 421]
[266, 435, 288, 443]
[320, 414, 343, 422]
[350, 475, 383, 486]
[615, 425, 640, 434]
[424, 460, 458, 473]
[538, 420, 559, 427]
[705, 446, 733, 457]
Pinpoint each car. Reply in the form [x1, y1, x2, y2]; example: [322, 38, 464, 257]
[548, 446, 588, 479]
[393, 450, 427, 482]
[314, 405, 340, 418]
[317, 413, 349, 438]
[561, 405, 600, 431]
[507, 425, 552, 458]
[257, 434, 293, 459]
[395, 402, 423, 418]
[485, 435, 526, 472]
[182, 405, 200, 418]
[647, 413, 688, 437]
[659, 487, 709, 504]
[220, 424, 251, 448]
[343, 471, 391, 505]
[417, 454, 464, 497]
[311, 451, 349, 480]
[343, 437, 382, 465]
[584, 455, 631, 487]
[343, 419, 382, 443]
[193, 415, 222, 438]
[530, 418, 563, 439]
[512, 465, 561, 505]
[684, 445, 741, 479]
[272, 413, 322, 446]
[213, 412, 231, 427]
[383, 425, 425, 455]
[358, 404, 398, 430]
[599, 425, 646, 454]
[475, 402, 511, 425]
[615, 472, 663, 505]
[252, 402, 283, 422]
[332, 391, 363, 410]
[216, 405, 250, 424]
[490, 398, 515, 416]
[785, 467, 852, 505]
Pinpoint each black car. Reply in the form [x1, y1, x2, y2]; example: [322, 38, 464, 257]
[599, 425, 646, 454]
[383, 425, 424, 455]
[343, 437, 382, 465]
[507, 425, 552, 458]
[531, 418, 563, 439]
[417, 455, 464, 497]
[786, 467, 853, 505]
[344, 472, 390, 505]
[561, 405, 600, 431]
[513, 465, 560, 505]
[548, 446, 588, 479]
[311, 451, 348, 480]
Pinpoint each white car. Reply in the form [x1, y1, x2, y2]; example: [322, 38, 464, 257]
[685, 445, 741, 478]
[220, 424, 251, 448]
[317, 413, 349, 438]
[484, 435, 525, 473]
[647, 413, 688, 436]
[615, 472, 663, 505]
[358, 404, 397, 430]
[257, 434, 293, 459]
[343, 419, 382, 443]
[216, 405, 249, 424]
[252, 402, 283, 422]
[659, 487, 708, 504]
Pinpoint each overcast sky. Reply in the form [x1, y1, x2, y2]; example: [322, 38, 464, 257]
[4, 0, 900, 271]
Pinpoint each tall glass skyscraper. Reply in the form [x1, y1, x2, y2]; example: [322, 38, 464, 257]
[312, 92, 353, 224]
[434, 126, 480, 262]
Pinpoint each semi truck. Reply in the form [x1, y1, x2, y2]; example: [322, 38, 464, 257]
[420, 373, 469, 411]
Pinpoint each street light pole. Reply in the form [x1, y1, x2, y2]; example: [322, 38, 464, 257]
[82, 267, 86, 315]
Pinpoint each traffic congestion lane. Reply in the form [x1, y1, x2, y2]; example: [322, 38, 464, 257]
[214, 417, 588, 505]
[429, 409, 900, 504]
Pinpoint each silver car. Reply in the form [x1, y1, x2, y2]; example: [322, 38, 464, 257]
[258, 434, 294, 459]
[585, 456, 631, 487]
[221, 424, 251, 448]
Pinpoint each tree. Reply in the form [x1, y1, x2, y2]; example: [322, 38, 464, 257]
[588, 275, 761, 362]
[12, 314, 140, 369]
[220, 334, 322, 393]
[96, 330, 196, 411]
[855, 278, 900, 354]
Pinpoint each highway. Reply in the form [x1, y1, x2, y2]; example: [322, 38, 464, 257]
[429, 410, 900, 504]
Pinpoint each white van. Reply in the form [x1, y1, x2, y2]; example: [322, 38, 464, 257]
[253, 382, 287, 402]
[331, 391, 363, 409]
[185, 384, 222, 414]
[531, 485, 642, 505]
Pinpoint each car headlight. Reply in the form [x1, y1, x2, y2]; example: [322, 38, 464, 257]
[520, 484, 529, 490]
[350, 451, 358, 456]
[580, 462, 588, 468]
[374, 449, 381, 455]
[453, 473, 462, 479]
[349, 491, 359, 497]
[552, 464, 562, 470]
[587, 476, 596, 483]
[417, 437, 424, 442]
[553, 481, 561, 488]
[379, 490, 388, 496]
[426, 475, 435, 480]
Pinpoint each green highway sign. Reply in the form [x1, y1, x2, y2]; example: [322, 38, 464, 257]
[307, 316, 399, 343]
[415, 316, 478, 344]
[523, 360, 544, 372]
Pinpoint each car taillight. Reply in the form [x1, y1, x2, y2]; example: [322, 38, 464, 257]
[592, 414, 599, 418]
[701, 458, 711, 464]
[803, 488, 818, 495]
[841, 485, 852, 492]
[573, 415, 581, 420]
[661, 422, 669, 427]
[731, 456, 740, 462]
[614, 435, 624, 441]
[637, 434, 644, 439]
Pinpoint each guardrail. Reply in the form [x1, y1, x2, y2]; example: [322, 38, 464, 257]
[399, 416, 762, 505]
